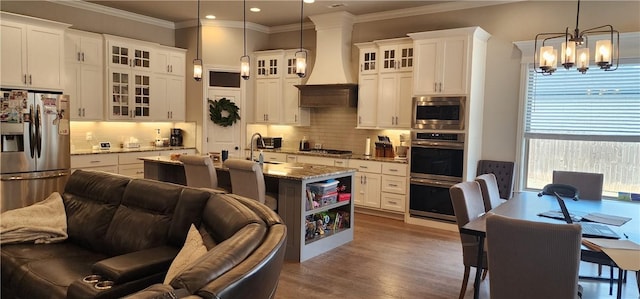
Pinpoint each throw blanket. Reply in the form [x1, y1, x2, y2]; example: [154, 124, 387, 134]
[0, 192, 68, 244]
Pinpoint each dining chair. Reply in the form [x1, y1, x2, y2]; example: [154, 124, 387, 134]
[179, 155, 219, 189]
[223, 159, 278, 211]
[476, 160, 515, 200]
[449, 181, 488, 299]
[475, 173, 506, 212]
[552, 170, 614, 285]
[486, 214, 583, 299]
[552, 170, 604, 200]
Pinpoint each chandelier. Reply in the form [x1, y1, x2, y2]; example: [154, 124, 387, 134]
[534, 0, 619, 75]
[240, 0, 250, 80]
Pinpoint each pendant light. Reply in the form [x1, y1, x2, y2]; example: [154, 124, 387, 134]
[534, 0, 619, 75]
[193, 0, 202, 81]
[295, 0, 307, 78]
[240, 0, 250, 80]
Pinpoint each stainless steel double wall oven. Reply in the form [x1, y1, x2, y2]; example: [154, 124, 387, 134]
[409, 96, 466, 222]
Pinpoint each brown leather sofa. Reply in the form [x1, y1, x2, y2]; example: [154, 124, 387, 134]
[1, 170, 287, 299]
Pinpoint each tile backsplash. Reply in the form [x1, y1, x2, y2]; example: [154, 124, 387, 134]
[248, 107, 409, 156]
[70, 121, 196, 151]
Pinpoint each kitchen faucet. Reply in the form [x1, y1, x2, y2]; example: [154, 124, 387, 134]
[250, 132, 265, 162]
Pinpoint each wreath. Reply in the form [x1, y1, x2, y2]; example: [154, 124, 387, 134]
[208, 98, 240, 127]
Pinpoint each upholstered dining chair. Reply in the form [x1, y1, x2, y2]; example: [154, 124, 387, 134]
[552, 170, 613, 282]
[476, 160, 515, 200]
[486, 214, 582, 299]
[223, 159, 278, 211]
[553, 170, 604, 200]
[475, 173, 506, 212]
[179, 155, 219, 189]
[449, 181, 488, 299]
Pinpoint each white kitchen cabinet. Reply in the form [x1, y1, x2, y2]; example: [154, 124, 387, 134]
[355, 42, 378, 129]
[349, 160, 382, 208]
[65, 30, 103, 120]
[151, 75, 185, 121]
[1, 13, 67, 91]
[411, 36, 467, 95]
[105, 35, 154, 71]
[255, 52, 282, 79]
[381, 192, 405, 212]
[356, 39, 412, 129]
[377, 71, 413, 128]
[380, 162, 407, 213]
[357, 43, 378, 76]
[261, 152, 288, 163]
[155, 46, 186, 77]
[107, 68, 152, 120]
[65, 30, 102, 66]
[282, 50, 310, 126]
[118, 152, 145, 178]
[356, 75, 378, 128]
[71, 153, 118, 174]
[355, 172, 381, 208]
[377, 38, 413, 74]
[65, 64, 104, 120]
[286, 155, 298, 163]
[255, 78, 281, 123]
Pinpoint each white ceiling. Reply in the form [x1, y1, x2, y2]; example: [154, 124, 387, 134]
[83, 0, 474, 28]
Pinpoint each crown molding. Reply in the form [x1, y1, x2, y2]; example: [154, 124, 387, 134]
[51, 0, 175, 29]
[52, 0, 520, 33]
[355, 1, 522, 24]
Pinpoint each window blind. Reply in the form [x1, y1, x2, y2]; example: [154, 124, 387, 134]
[525, 63, 640, 141]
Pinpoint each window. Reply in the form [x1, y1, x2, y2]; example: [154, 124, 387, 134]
[522, 62, 640, 199]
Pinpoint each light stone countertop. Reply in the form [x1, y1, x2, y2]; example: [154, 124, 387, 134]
[71, 146, 196, 155]
[138, 156, 356, 181]
[250, 148, 408, 164]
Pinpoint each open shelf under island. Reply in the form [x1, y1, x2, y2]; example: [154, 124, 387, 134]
[139, 156, 356, 262]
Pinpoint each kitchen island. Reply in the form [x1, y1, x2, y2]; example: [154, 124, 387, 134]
[139, 156, 356, 262]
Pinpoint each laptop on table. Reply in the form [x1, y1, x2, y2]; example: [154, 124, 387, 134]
[553, 192, 620, 239]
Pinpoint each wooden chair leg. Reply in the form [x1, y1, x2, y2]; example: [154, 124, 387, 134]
[481, 269, 488, 280]
[459, 266, 470, 299]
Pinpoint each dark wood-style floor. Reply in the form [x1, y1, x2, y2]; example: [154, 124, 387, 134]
[275, 213, 639, 299]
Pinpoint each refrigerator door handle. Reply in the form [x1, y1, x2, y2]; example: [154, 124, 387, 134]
[28, 104, 36, 158]
[35, 103, 42, 158]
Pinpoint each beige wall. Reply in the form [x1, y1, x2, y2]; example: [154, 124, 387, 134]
[264, 1, 640, 162]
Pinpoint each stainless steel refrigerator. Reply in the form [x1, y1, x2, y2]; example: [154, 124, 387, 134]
[1, 89, 70, 212]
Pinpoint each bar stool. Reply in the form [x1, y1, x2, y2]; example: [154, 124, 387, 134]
[223, 159, 277, 211]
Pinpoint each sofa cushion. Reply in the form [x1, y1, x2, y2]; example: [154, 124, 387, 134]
[164, 224, 207, 284]
[167, 188, 210, 248]
[63, 170, 131, 253]
[104, 179, 184, 255]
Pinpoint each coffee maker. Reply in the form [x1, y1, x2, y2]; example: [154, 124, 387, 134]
[170, 128, 183, 146]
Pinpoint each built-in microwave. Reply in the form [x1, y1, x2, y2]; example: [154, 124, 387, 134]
[412, 96, 466, 130]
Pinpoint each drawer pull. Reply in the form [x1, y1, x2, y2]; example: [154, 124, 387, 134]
[90, 160, 101, 163]
[360, 166, 368, 169]
[388, 184, 398, 187]
[388, 201, 397, 205]
[389, 169, 398, 172]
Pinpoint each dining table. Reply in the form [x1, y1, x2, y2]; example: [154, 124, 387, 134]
[460, 191, 640, 299]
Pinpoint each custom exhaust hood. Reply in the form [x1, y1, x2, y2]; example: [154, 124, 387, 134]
[297, 12, 358, 108]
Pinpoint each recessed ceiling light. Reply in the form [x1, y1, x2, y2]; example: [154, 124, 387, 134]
[250, 7, 261, 12]
[303, 0, 315, 3]
[205, 15, 216, 19]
